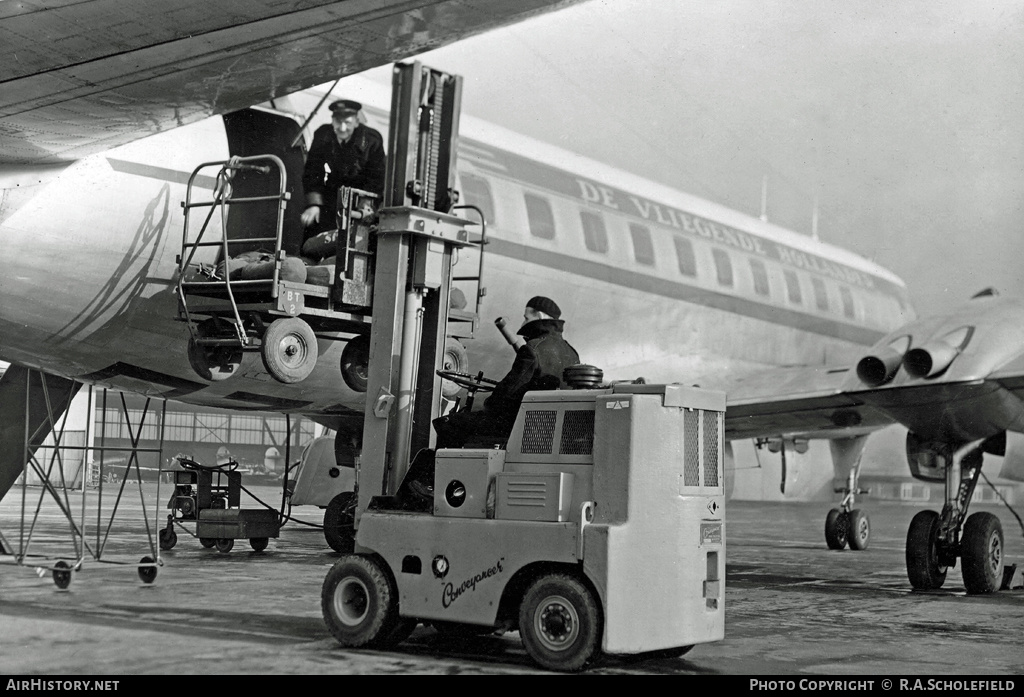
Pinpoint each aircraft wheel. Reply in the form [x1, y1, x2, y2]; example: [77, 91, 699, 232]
[215, 538, 234, 554]
[262, 318, 318, 384]
[906, 510, 947, 590]
[158, 527, 177, 551]
[199, 538, 216, 549]
[137, 556, 157, 584]
[824, 508, 849, 550]
[323, 491, 356, 553]
[961, 512, 1003, 595]
[322, 554, 399, 647]
[52, 560, 73, 589]
[847, 509, 871, 551]
[519, 572, 602, 672]
[250, 537, 269, 553]
[187, 338, 242, 382]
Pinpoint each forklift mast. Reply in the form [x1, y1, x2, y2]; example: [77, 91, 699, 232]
[358, 63, 472, 512]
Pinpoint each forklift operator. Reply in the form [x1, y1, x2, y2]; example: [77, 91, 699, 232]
[433, 296, 580, 449]
[300, 99, 386, 235]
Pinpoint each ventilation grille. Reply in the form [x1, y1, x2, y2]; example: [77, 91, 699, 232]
[684, 409, 700, 486]
[703, 410, 721, 487]
[521, 410, 556, 454]
[560, 410, 594, 455]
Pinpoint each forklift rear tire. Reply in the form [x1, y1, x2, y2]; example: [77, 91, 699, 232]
[322, 554, 399, 648]
[324, 491, 356, 553]
[187, 338, 243, 382]
[519, 572, 601, 672]
[250, 537, 269, 553]
[215, 538, 234, 554]
[261, 318, 318, 384]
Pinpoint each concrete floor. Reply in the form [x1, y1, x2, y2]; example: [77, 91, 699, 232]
[1, 482, 1022, 677]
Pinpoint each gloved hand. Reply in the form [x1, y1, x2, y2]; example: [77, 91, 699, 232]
[301, 205, 320, 227]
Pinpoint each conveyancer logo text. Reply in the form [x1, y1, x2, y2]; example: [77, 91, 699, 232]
[442, 558, 505, 608]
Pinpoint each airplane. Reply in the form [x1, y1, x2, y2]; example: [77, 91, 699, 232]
[1, 5, 1021, 595]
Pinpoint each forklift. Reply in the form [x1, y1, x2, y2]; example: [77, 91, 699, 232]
[318, 63, 727, 672]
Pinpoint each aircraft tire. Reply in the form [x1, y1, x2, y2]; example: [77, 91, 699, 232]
[906, 510, 947, 590]
[847, 509, 870, 551]
[961, 512, 1003, 595]
[824, 508, 849, 550]
[519, 572, 602, 672]
[322, 554, 399, 648]
[262, 318, 318, 384]
[323, 491, 356, 553]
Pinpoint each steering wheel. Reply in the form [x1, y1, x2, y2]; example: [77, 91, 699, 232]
[436, 369, 499, 393]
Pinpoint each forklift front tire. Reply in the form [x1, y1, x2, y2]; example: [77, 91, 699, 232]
[322, 555, 398, 647]
[519, 572, 602, 672]
[262, 318, 318, 384]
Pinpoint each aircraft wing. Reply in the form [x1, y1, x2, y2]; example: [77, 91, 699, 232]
[724, 365, 896, 442]
[1, 0, 586, 166]
[723, 293, 1024, 464]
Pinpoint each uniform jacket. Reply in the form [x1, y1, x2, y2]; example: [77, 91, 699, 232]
[484, 318, 580, 418]
[302, 123, 386, 207]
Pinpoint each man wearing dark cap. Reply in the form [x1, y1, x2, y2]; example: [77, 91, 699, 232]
[432, 295, 580, 449]
[300, 99, 386, 234]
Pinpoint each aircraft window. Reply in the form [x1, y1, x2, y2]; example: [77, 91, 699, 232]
[712, 248, 733, 287]
[783, 269, 802, 304]
[524, 192, 555, 239]
[579, 211, 609, 253]
[811, 277, 830, 312]
[750, 259, 770, 296]
[673, 236, 697, 276]
[839, 286, 856, 319]
[459, 173, 496, 224]
[629, 223, 655, 265]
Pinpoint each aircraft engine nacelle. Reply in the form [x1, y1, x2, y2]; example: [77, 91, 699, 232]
[856, 347, 905, 387]
[856, 335, 911, 386]
[903, 341, 959, 378]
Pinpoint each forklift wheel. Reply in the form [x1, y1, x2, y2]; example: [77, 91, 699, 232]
[215, 538, 234, 554]
[322, 555, 400, 648]
[158, 527, 177, 551]
[250, 537, 269, 552]
[261, 318, 318, 384]
[199, 538, 216, 549]
[137, 556, 158, 584]
[519, 573, 602, 672]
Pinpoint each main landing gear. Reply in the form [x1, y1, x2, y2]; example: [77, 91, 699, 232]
[824, 442, 871, 551]
[904, 441, 1003, 595]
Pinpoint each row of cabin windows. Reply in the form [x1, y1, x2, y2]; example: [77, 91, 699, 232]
[461, 173, 857, 319]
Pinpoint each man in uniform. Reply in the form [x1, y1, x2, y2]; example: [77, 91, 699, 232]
[300, 99, 386, 235]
